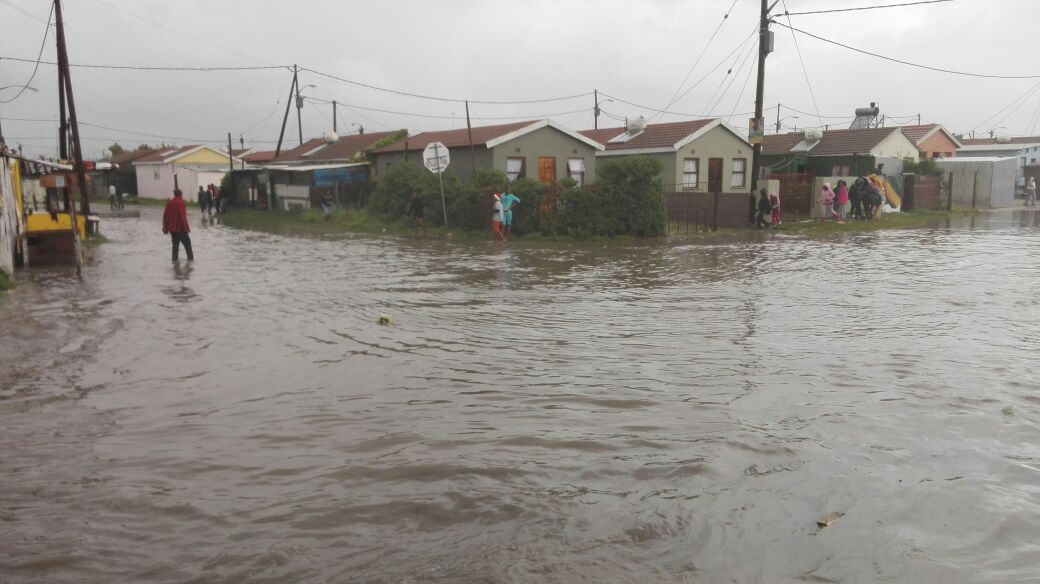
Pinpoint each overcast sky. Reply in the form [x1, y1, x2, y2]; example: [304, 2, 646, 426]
[1, 0, 1037, 159]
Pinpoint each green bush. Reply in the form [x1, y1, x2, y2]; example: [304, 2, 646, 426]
[597, 156, 667, 237]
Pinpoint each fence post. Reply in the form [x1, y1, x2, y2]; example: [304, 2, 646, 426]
[947, 172, 954, 211]
[971, 171, 978, 211]
[713, 191, 719, 231]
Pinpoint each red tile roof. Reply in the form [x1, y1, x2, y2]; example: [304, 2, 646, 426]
[579, 119, 717, 150]
[108, 148, 157, 165]
[763, 127, 915, 157]
[134, 145, 200, 163]
[268, 139, 326, 163]
[899, 124, 938, 144]
[306, 131, 403, 161]
[242, 150, 276, 163]
[375, 121, 535, 153]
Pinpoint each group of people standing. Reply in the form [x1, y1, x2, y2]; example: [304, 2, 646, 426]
[819, 178, 888, 223]
[755, 190, 783, 229]
[196, 183, 227, 218]
[491, 190, 520, 242]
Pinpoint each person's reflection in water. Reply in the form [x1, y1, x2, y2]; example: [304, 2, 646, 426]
[163, 263, 198, 303]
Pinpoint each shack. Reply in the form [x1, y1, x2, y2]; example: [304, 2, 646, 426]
[935, 157, 1017, 208]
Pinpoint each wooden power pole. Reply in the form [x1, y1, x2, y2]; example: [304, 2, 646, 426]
[749, 0, 774, 203]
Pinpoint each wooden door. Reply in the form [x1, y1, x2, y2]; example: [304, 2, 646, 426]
[538, 157, 556, 184]
[708, 158, 723, 193]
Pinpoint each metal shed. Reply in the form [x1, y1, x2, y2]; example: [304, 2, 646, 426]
[935, 157, 1017, 208]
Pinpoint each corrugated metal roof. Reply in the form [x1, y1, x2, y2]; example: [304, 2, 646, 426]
[376, 121, 534, 153]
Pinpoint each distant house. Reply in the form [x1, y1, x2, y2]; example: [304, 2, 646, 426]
[900, 124, 962, 159]
[372, 120, 604, 185]
[580, 118, 753, 193]
[762, 127, 921, 177]
[132, 145, 240, 201]
[958, 136, 1040, 187]
[95, 147, 156, 197]
[230, 132, 406, 211]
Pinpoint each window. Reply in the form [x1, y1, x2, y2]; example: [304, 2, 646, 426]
[683, 158, 699, 190]
[831, 165, 849, 177]
[152, 167, 160, 180]
[731, 158, 747, 188]
[932, 152, 943, 159]
[567, 158, 586, 185]
[506, 157, 525, 181]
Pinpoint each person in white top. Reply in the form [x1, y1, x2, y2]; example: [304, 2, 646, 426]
[491, 193, 507, 242]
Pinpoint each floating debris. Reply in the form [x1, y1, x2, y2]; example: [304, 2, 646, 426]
[817, 512, 844, 528]
[377, 314, 392, 325]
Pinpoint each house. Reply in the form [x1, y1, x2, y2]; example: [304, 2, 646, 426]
[372, 120, 603, 185]
[762, 127, 921, 177]
[132, 145, 241, 201]
[958, 136, 1040, 187]
[97, 147, 156, 197]
[900, 124, 961, 159]
[580, 118, 753, 193]
[231, 131, 406, 210]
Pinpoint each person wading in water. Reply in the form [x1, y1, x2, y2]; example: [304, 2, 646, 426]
[163, 188, 194, 261]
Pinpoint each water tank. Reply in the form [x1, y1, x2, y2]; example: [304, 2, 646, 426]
[322, 131, 339, 144]
[804, 129, 823, 141]
[626, 116, 648, 134]
[996, 134, 1012, 143]
[854, 106, 880, 117]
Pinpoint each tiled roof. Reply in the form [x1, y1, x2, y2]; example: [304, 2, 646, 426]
[134, 145, 199, 163]
[229, 148, 253, 157]
[762, 133, 806, 155]
[242, 150, 277, 163]
[763, 127, 912, 157]
[108, 148, 157, 165]
[900, 124, 938, 144]
[579, 119, 716, 151]
[269, 139, 326, 163]
[375, 121, 534, 153]
[305, 131, 404, 161]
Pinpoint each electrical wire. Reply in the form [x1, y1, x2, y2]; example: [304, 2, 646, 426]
[972, 79, 1040, 132]
[0, 56, 289, 71]
[728, 47, 759, 120]
[303, 95, 589, 122]
[0, 0, 47, 23]
[774, 21, 1040, 79]
[707, 35, 758, 116]
[781, 0, 823, 127]
[658, 0, 739, 120]
[299, 66, 593, 105]
[662, 26, 760, 117]
[780, 0, 952, 17]
[600, 91, 770, 119]
[0, 2, 54, 104]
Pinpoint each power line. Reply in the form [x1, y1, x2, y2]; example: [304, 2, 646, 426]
[663, 27, 760, 117]
[972, 80, 1040, 132]
[88, 0, 277, 67]
[775, 21, 1040, 79]
[0, 0, 47, 23]
[299, 66, 593, 105]
[781, 0, 823, 127]
[0, 55, 288, 71]
[658, 0, 740, 120]
[780, 0, 952, 17]
[599, 91, 769, 119]
[303, 95, 589, 122]
[0, 2, 54, 104]
[706, 35, 758, 116]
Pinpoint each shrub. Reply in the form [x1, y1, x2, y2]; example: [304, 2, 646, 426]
[597, 156, 667, 237]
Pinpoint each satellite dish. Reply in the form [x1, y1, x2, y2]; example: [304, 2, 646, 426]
[323, 131, 339, 144]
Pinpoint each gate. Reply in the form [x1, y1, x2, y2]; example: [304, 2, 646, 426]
[767, 173, 813, 223]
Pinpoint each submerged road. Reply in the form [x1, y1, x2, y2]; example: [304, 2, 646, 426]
[2, 208, 1040, 583]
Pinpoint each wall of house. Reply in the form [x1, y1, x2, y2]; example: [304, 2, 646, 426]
[135, 164, 175, 199]
[373, 147, 493, 183]
[490, 126, 599, 186]
[917, 132, 958, 159]
[872, 132, 920, 161]
[179, 148, 234, 165]
[670, 126, 753, 193]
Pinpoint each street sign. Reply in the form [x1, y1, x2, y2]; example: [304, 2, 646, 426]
[423, 141, 450, 174]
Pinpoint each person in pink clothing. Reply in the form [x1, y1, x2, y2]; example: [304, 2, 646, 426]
[835, 180, 850, 223]
[820, 183, 836, 222]
[769, 191, 782, 227]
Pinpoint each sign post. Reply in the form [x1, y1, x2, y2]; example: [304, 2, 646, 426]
[423, 141, 450, 227]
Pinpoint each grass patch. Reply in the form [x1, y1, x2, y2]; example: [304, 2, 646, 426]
[775, 209, 972, 235]
[129, 197, 167, 207]
[0, 269, 13, 291]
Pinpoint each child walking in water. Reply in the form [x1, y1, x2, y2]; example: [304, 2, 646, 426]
[769, 191, 782, 228]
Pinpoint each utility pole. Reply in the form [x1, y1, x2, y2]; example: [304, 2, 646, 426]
[227, 132, 236, 204]
[58, 65, 68, 160]
[749, 0, 774, 201]
[295, 66, 304, 146]
[775, 103, 781, 133]
[275, 66, 298, 156]
[53, 0, 86, 278]
[465, 99, 476, 173]
[594, 89, 600, 130]
[332, 100, 337, 133]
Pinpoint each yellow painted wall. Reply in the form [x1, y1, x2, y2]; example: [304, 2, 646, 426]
[27, 213, 86, 238]
[177, 148, 232, 165]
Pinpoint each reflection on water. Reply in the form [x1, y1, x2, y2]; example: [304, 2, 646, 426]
[2, 208, 1040, 583]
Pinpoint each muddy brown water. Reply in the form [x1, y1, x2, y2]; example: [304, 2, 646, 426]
[2, 208, 1040, 583]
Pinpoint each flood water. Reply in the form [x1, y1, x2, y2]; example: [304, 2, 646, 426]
[3, 208, 1040, 583]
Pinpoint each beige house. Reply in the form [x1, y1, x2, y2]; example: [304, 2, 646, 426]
[132, 145, 240, 201]
[580, 118, 753, 193]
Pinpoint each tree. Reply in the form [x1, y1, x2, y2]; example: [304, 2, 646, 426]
[107, 142, 125, 156]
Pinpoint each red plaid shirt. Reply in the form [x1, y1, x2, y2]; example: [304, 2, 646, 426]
[162, 196, 190, 234]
